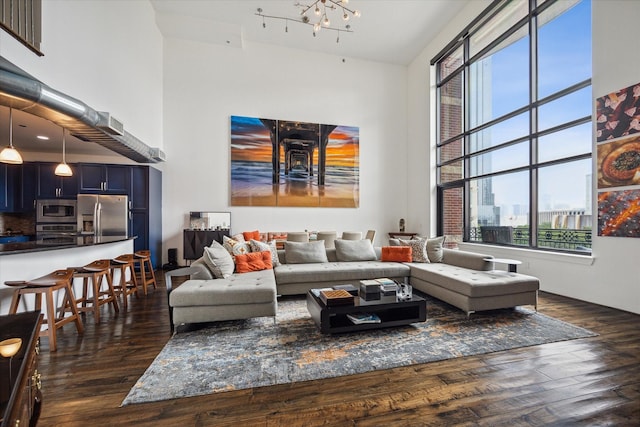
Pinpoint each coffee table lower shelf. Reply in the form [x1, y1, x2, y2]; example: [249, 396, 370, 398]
[306, 291, 427, 334]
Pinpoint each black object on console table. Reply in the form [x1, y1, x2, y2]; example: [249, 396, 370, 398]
[183, 229, 231, 261]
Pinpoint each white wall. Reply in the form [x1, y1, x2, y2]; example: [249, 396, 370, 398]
[407, 0, 640, 314]
[0, 0, 164, 148]
[161, 38, 408, 258]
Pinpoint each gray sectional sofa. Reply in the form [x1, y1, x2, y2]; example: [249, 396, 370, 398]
[166, 239, 540, 331]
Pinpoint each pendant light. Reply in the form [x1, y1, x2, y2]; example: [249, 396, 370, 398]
[54, 127, 73, 177]
[0, 108, 24, 164]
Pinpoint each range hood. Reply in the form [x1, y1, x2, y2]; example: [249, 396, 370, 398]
[0, 56, 165, 163]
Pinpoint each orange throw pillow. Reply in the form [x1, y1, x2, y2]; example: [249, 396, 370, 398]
[381, 246, 412, 262]
[234, 251, 273, 273]
[243, 230, 260, 241]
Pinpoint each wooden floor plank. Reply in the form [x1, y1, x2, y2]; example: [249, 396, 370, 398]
[27, 276, 640, 426]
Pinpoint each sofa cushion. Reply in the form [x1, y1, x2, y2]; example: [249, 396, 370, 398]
[399, 238, 429, 263]
[408, 263, 539, 298]
[202, 241, 235, 278]
[170, 269, 276, 307]
[381, 246, 412, 262]
[234, 251, 273, 273]
[285, 241, 328, 264]
[275, 261, 410, 285]
[249, 239, 281, 266]
[334, 239, 377, 262]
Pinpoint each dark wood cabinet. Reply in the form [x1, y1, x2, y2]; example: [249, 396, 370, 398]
[78, 164, 130, 194]
[183, 229, 230, 261]
[0, 311, 42, 427]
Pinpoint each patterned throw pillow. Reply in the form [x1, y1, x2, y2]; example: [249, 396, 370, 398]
[398, 238, 429, 263]
[249, 239, 281, 266]
[222, 235, 251, 256]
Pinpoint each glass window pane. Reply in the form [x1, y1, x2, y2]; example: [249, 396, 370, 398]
[440, 159, 463, 184]
[439, 45, 463, 81]
[439, 72, 463, 141]
[470, 141, 529, 177]
[469, 32, 529, 128]
[442, 186, 463, 248]
[470, 1, 529, 58]
[470, 172, 529, 246]
[538, 0, 591, 99]
[439, 138, 463, 163]
[538, 85, 592, 131]
[538, 122, 592, 163]
[470, 112, 529, 152]
[538, 159, 592, 250]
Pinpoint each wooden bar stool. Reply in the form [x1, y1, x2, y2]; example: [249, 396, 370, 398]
[109, 254, 139, 309]
[71, 259, 119, 324]
[133, 250, 157, 295]
[6, 269, 84, 352]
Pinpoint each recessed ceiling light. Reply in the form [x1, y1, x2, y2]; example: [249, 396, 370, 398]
[36, 135, 49, 140]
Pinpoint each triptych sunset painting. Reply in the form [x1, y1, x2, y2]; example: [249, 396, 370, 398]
[230, 115, 359, 207]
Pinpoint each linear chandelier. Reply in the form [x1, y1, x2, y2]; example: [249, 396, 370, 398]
[256, 0, 361, 40]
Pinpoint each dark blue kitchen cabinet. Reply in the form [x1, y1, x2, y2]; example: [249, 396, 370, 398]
[37, 162, 78, 199]
[78, 164, 129, 194]
[129, 166, 162, 269]
[0, 163, 16, 211]
[16, 162, 37, 212]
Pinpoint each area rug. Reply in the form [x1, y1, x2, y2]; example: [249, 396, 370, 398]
[122, 294, 596, 405]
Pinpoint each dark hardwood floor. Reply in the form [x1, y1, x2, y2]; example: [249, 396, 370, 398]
[34, 273, 640, 426]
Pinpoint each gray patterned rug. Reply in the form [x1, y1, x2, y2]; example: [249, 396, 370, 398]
[122, 294, 596, 405]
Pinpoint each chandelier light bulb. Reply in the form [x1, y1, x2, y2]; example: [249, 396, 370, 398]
[341, 0, 349, 4]
[342, 12, 349, 21]
[314, 5, 321, 15]
[313, 22, 321, 32]
[354, 9, 361, 17]
[323, 15, 330, 27]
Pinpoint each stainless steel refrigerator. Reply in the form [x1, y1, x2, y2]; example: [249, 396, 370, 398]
[77, 194, 129, 237]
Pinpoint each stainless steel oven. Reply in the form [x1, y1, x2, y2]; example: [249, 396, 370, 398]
[36, 199, 77, 224]
[36, 224, 77, 245]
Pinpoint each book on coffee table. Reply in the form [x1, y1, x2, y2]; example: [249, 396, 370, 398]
[319, 289, 354, 306]
[346, 313, 381, 324]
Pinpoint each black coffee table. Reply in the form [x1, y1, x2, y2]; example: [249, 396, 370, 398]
[306, 289, 427, 334]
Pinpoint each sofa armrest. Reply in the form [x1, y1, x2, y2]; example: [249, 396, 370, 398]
[442, 248, 494, 271]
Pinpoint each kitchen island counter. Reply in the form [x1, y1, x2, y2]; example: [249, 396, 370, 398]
[0, 235, 135, 256]
[0, 236, 136, 315]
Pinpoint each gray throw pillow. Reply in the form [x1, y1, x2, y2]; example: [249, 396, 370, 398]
[334, 239, 377, 262]
[426, 236, 445, 263]
[285, 241, 328, 264]
[203, 240, 235, 278]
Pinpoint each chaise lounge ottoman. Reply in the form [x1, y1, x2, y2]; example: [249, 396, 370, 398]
[166, 267, 277, 331]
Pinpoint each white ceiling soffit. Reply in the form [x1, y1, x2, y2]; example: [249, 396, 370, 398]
[150, 0, 470, 65]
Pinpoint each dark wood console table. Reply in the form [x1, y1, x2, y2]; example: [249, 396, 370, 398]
[183, 229, 231, 261]
[1, 311, 42, 427]
[388, 232, 419, 239]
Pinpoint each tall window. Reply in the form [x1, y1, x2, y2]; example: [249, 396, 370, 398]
[434, 0, 592, 253]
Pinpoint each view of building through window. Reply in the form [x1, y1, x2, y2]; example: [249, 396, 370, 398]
[435, 0, 592, 253]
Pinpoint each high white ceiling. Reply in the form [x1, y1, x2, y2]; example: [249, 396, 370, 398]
[151, 0, 469, 65]
[3, 0, 470, 160]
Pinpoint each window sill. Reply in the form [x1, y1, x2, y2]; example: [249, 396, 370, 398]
[458, 243, 595, 266]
